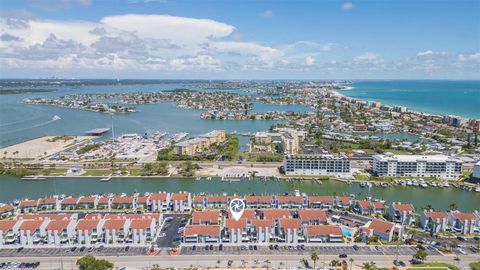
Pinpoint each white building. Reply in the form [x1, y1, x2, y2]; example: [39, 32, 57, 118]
[372, 154, 462, 180]
[284, 154, 351, 177]
[472, 161, 480, 179]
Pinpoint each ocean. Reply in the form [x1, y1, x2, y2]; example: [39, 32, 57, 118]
[338, 80, 480, 118]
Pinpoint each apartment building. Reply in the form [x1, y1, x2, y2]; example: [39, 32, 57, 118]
[223, 218, 247, 244]
[308, 196, 334, 209]
[372, 154, 462, 180]
[45, 219, 76, 245]
[284, 154, 351, 177]
[75, 219, 104, 245]
[183, 225, 221, 243]
[191, 210, 221, 225]
[149, 193, 170, 212]
[0, 205, 14, 219]
[174, 130, 226, 156]
[419, 210, 448, 233]
[0, 220, 22, 246]
[245, 195, 274, 208]
[390, 203, 415, 225]
[360, 219, 403, 242]
[170, 192, 192, 212]
[19, 220, 48, 246]
[129, 219, 155, 244]
[303, 225, 343, 243]
[103, 219, 130, 244]
[448, 211, 477, 234]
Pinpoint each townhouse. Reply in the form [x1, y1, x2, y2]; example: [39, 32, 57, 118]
[355, 200, 374, 216]
[276, 195, 306, 208]
[184, 225, 221, 243]
[37, 197, 58, 211]
[135, 196, 149, 211]
[245, 195, 274, 208]
[60, 197, 79, 210]
[96, 197, 110, 210]
[75, 219, 104, 245]
[77, 196, 97, 210]
[19, 220, 48, 246]
[103, 219, 131, 244]
[336, 196, 352, 209]
[205, 196, 229, 209]
[390, 203, 415, 225]
[223, 218, 247, 244]
[0, 204, 15, 219]
[448, 211, 476, 234]
[261, 209, 291, 220]
[419, 210, 448, 233]
[298, 209, 328, 225]
[170, 193, 191, 212]
[278, 218, 301, 244]
[308, 196, 334, 209]
[111, 196, 135, 210]
[360, 219, 403, 242]
[149, 193, 169, 212]
[129, 219, 156, 244]
[191, 210, 221, 225]
[251, 219, 274, 243]
[46, 219, 76, 245]
[304, 225, 343, 243]
[192, 196, 205, 209]
[0, 220, 22, 246]
[19, 200, 38, 213]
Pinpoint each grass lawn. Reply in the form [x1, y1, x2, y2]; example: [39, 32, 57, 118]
[81, 169, 111, 176]
[129, 168, 143, 176]
[409, 263, 459, 270]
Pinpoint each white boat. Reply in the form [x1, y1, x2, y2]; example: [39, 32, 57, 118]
[443, 182, 450, 188]
[100, 177, 111, 182]
[475, 185, 480, 192]
[430, 182, 438, 187]
[21, 176, 46, 181]
[52, 115, 61, 121]
[406, 180, 413, 186]
[420, 182, 428, 188]
[412, 180, 419, 187]
[294, 190, 301, 196]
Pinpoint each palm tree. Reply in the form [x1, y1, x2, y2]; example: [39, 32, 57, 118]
[300, 258, 308, 267]
[349, 258, 354, 270]
[362, 262, 374, 270]
[241, 260, 247, 268]
[448, 202, 458, 211]
[311, 251, 319, 269]
[264, 259, 271, 270]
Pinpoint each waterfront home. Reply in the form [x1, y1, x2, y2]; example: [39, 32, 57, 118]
[261, 209, 291, 220]
[278, 218, 301, 244]
[335, 196, 352, 209]
[308, 196, 334, 209]
[37, 197, 58, 211]
[371, 201, 387, 215]
[149, 193, 169, 212]
[77, 196, 98, 209]
[15, 213, 77, 221]
[103, 219, 130, 244]
[223, 218, 248, 244]
[111, 196, 135, 210]
[251, 219, 274, 243]
[46, 219, 76, 245]
[19, 200, 38, 213]
[276, 195, 305, 208]
[360, 219, 402, 242]
[447, 211, 476, 234]
[75, 219, 104, 245]
[303, 225, 343, 243]
[19, 220, 48, 246]
[60, 197, 79, 210]
[0, 220, 22, 246]
[419, 210, 448, 233]
[298, 209, 328, 225]
[191, 210, 221, 225]
[355, 200, 374, 216]
[183, 225, 221, 243]
[192, 196, 205, 209]
[170, 192, 191, 212]
[205, 195, 229, 208]
[106, 213, 162, 226]
[96, 197, 110, 210]
[135, 196, 149, 211]
[0, 204, 15, 219]
[229, 209, 256, 221]
[129, 219, 155, 244]
[245, 195, 274, 208]
[390, 203, 415, 225]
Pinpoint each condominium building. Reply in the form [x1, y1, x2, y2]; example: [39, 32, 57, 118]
[174, 130, 226, 156]
[372, 154, 462, 180]
[284, 154, 351, 177]
[254, 128, 305, 155]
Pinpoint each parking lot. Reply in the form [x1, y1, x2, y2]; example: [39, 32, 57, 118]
[157, 214, 188, 248]
[0, 246, 148, 258]
[181, 244, 442, 256]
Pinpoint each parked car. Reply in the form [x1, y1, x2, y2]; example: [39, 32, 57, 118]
[339, 253, 348, 258]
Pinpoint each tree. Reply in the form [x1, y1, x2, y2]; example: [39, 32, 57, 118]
[349, 258, 354, 270]
[264, 259, 271, 269]
[76, 255, 114, 270]
[448, 203, 458, 211]
[216, 260, 221, 268]
[311, 251, 319, 269]
[362, 262, 376, 270]
[413, 249, 427, 262]
[241, 259, 247, 268]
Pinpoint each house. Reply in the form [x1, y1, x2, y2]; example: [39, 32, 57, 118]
[37, 197, 58, 211]
[308, 196, 334, 209]
[419, 210, 448, 233]
[19, 200, 38, 213]
[278, 218, 301, 244]
[261, 209, 291, 220]
[103, 219, 130, 244]
[170, 193, 191, 212]
[149, 193, 169, 212]
[336, 196, 352, 209]
[448, 211, 476, 234]
[0, 220, 22, 246]
[76, 219, 104, 245]
[129, 219, 155, 244]
[251, 219, 274, 243]
[245, 196, 274, 208]
[111, 196, 135, 210]
[0, 204, 15, 219]
[96, 197, 110, 210]
[223, 218, 247, 243]
[355, 200, 374, 215]
[183, 225, 221, 243]
[371, 201, 387, 215]
[205, 196, 229, 208]
[106, 213, 162, 226]
[192, 196, 205, 209]
[304, 225, 343, 243]
[60, 197, 79, 210]
[15, 213, 76, 221]
[191, 210, 221, 225]
[390, 203, 415, 225]
[46, 219, 76, 245]
[276, 195, 305, 208]
[360, 219, 403, 242]
[298, 209, 328, 225]
[135, 196, 149, 211]
[77, 196, 97, 209]
[228, 209, 256, 221]
[19, 220, 48, 246]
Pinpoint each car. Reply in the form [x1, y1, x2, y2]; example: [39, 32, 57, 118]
[274, 244, 279, 250]
[165, 217, 173, 222]
[70, 246, 77, 252]
[339, 253, 348, 258]
[457, 236, 466, 242]
[125, 246, 130, 251]
[17, 247, 24, 252]
[88, 246, 94, 252]
[205, 245, 209, 250]
[269, 245, 273, 250]
[227, 261, 233, 267]
[399, 261, 406, 267]
[375, 246, 381, 251]
[98, 245, 104, 251]
[410, 259, 422, 264]
[209, 244, 214, 250]
[474, 236, 479, 241]
[416, 244, 425, 250]
[219, 244, 223, 251]
[79, 246, 86, 252]
[192, 245, 196, 251]
[353, 245, 359, 251]
[249, 245, 253, 250]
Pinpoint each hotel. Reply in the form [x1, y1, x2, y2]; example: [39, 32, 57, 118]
[284, 154, 351, 177]
[372, 154, 462, 180]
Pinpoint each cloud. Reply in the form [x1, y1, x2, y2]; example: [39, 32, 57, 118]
[341, 2, 354, 10]
[304, 56, 315, 66]
[417, 50, 447, 57]
[77, 0, 92, 6]
[458, 52, 480, 62]
[259, 10, 274, 19]
[354, 52, 384, 64]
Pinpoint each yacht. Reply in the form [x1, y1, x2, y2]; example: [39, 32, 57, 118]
[21, 176, 46, 181]
[406, 179, 413, 186]
[443, 181, 450, 188]
[412, 180, 419, 187]
[475, 185, 480, 192]
[100, 176, 111, 182]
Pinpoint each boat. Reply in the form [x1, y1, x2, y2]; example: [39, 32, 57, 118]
[420, 182, 428, 188]
[406, 180, 413, 186]
[443, 182, 450, 188]
[475, 185, 480, 192]
[359, 182, 366, 188]
[52, 115, 61, 121]
[21, 176, 46, 181]
[412, 180, 419, 187]
[294, 190, 301, 197]
[100, 177, 111, 182]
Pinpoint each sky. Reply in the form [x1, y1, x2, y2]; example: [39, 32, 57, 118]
[0, 0, 479, 79]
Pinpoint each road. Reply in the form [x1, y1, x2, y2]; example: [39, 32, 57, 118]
[1, 254, 478, 269]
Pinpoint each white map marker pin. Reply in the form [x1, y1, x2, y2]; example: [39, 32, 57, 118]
[229, 198, 245, 221]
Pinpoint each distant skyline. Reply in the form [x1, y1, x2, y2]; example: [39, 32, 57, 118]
[0, 0, 479, 79]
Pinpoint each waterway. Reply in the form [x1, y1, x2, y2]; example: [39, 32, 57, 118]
[0, 176, 478, 212]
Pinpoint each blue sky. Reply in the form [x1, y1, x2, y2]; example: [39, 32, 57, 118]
[0, 0, 479, 79]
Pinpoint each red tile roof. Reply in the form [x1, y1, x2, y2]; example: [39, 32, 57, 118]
[245, 196, 272, 204]
[0, 204, 14, 213]
[84, 214, 103, 220]
[357, 200, 372, 209]
[192, 210, 220, 224]
[16, 213, 73, 221]
[130, 219, 154, 230]
[225, 218, 247, 230]
[337, 196, 351, 205]
[19, 200, 38, 208]
[367, 219, 395, 234]
[305, 225, 343, 236]
[184, 225, 220, 236]
[171, 193, 188, 201]
[78, 197, 97, 204]
[97, 197, 110, 204]
[298, 209, 327, 222]
[451, 212, 475, 221]
[372, 201, 386, 209]
[38, 197, 57, 205]
[76, 219, 100, 232]
[19, 220, 45, 232]
[111, 196, 134, 204]
[279, 218, 301, 230]
[193, 196, 205, 203]
[251, 219, 274, 228]
[61, 197, 79, 205]
[103, 219, 126, 231]
[150, 193, 167, 201]
[136, 196, 148, 204]
[276, 195, 303, 204]
[392, 203, 414, 212]
[424, 211, 447, 220]
[205, 196, 228, 203]
[46, 220, 71, 232]
[309, 196, 334, 204]
[0, 220, 18, 232]
[262, 209, 291, 220]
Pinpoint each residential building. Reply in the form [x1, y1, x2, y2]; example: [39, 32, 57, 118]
[0, 220, 22, 246]
[191, 210, 221, 225]
[284, 154, 351, 177]
[46, 219, 76, 245]
[473, 161, 480, 179]
[60, 197, 79, 210]
[304, 225, 343, 243]
[308, 196, 334, 209]
[149, 193, 169, 212]
[77, 196, 97, 209]
[360, 219, 403, 242]
[276, 195, 306, 208]
[448, 211, 476, 234]
[278, 218, 300, 244]
[251, 219, 274, 243]
[419, 210, 448, 233]
[183, 225, 221, 243]
[170, 192, 191, 212]
[390, 203, 415, 225]
[129, 219, 155, 244]
[223, 218, 247, 244]
[0, 204, 14, 219]
[37, 197, 58, 211]
[75, 219, 104, 245]
[174, 130, 226, 156]
[103, 219, 130, 244]
[245, 195, 274, 208]
[298, 209, 328, 225]
[19, 220, 48, 246]
[18, 200, 38, 213]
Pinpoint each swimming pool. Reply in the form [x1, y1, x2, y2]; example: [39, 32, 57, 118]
[341, 227, 353, 237]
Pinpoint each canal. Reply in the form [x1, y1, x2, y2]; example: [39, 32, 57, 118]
[0, 176, 478, 212]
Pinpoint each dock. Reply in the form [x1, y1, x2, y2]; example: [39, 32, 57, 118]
[85, 128, 110, 136]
